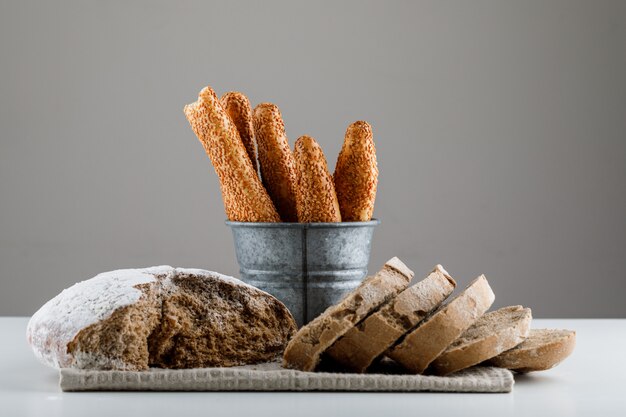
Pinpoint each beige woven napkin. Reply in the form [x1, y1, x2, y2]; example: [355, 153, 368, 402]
[60, 361, 513, 393]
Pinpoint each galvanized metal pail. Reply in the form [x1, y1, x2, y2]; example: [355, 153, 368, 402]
[226, 219, 380, 327]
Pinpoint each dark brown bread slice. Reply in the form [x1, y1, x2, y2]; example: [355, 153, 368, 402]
[429, 305, 532, 375]
[282, 257, 414, 371]
[326, 265, 456, 372]
[387, 275, 495, 374]
[486, 329, 576, 372]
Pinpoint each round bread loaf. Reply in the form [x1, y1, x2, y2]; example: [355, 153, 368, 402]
[27, 266, 297, 371]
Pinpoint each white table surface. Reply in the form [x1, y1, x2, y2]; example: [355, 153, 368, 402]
[1, 317, 625, 417]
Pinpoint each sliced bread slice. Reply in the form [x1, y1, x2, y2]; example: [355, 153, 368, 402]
[387, 275, 495, 374]
[486, 329, 576, 372]
[326, 265, 456, 372]
[282, 257, 414, 371]
[429, 305, 532, 375]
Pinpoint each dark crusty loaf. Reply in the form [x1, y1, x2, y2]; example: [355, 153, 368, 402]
[326, 265, 456, 372]
[27, 266, 296, 370]
[430, 305, 532, 375]
[486, 329, 576, 372]
[282, 257, 414, 371]
[387, 275, 495, 374]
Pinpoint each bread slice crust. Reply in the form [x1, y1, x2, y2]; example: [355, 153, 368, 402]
[282, 257, 414, 371]
[387, 275, 495, 374]
[430, 305, 532, 375]
[326, 265, 455, 372]
[487, 328, 576, 372]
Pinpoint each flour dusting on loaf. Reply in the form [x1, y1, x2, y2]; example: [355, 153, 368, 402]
[27, 267, 297, 371]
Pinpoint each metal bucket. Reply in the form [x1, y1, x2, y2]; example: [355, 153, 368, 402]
[226, 219, 380, 327]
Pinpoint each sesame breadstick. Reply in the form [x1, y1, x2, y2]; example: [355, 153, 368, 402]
[252, 103, 299, 222]
[293, 135, 341, 223]
[184, 86, 280, 222]
[220, 92, 259, 174]
[333, 121, 378, 221]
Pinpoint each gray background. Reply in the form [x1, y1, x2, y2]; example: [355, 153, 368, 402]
[1, 0, 625, 317]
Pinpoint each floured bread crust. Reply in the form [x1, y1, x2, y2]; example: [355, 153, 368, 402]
[27, 267, 296, 371]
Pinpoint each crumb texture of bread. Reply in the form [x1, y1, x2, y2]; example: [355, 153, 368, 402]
[148, 272, 296, 368]
[252, 103, 299, 222]
[282, 257, 414, 371]
[326, 264, 455, 372]
[429, 305, 532, 375]
[26, 267, 297, 370]
[184, 86, 280, 222]
[387, 275, 495, 374]
[487, 329, 576, 372]
[220, 91, 258, 174]
[293, 135, 341, 222]
[333, 121, 378, 221]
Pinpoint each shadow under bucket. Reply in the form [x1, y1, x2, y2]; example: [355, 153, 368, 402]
[226, 219, 380, 327]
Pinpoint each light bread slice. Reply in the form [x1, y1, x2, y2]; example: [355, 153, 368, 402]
[429, 305, 532, 375]
[282, 257, 414, 371]
[326, 265, 456, 372]
[387, 275, 495, 374]
[486, 329, 576, 372]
